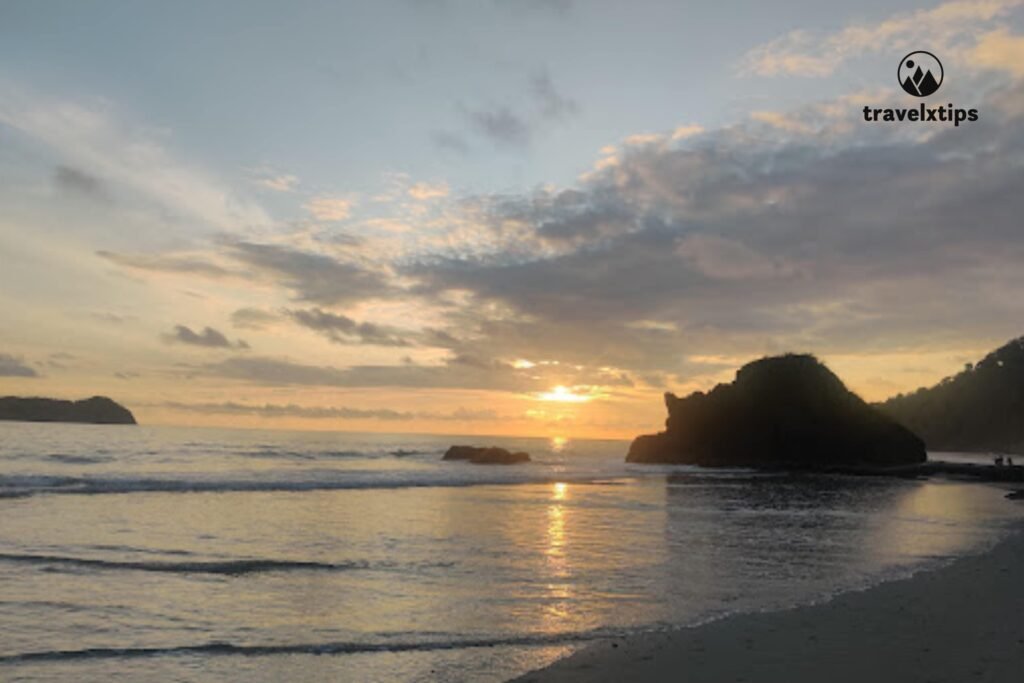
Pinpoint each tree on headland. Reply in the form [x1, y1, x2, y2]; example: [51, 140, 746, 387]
[877, 337, 1024, 454]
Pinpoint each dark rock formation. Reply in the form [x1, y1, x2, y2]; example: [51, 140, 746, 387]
[443, 445, 530, 465]
[0, 396, 137, 425]
[627, 354, 925, 468]
[878, 336, 1024, 454]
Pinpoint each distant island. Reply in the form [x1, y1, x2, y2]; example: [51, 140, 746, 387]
[878, 336, 1024, 455]
[0, 396, 137, 425]
[627, 354, 925, 468]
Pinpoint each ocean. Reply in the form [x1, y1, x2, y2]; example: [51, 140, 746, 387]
[1, 422, 1021, 682]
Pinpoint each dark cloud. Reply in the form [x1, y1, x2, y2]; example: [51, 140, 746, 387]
[287, 308, 413, 347]
[226, 241, 393, 306]
[0, 353, 38, 377]
[404, 82, 1024, 384]
[54, 166, 109, 201]
[164, 325, 249, 350]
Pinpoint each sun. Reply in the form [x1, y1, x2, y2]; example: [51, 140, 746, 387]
[537, 385, 591, 403]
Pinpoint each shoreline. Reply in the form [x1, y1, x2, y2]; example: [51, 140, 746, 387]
[513, 514, 1024, 682]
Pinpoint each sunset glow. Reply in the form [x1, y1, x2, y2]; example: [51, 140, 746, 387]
[537, 386, 592, 403]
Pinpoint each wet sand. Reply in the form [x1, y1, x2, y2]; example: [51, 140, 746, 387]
[514, 523, 1024, 683]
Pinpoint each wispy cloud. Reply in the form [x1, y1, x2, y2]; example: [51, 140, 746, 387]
[466, 105, 531, 146]
[305, 196, 356, 221]
[0, 84, 271, 232]
[741, 0, 1024, 77]
[408, 181, 450, 201]
[259, 175, 300, 192]
[457, 68, 579, 148]
[159, 400, 502, 421]
[230, 308, 281, 330]
[97, 250, 235, 278]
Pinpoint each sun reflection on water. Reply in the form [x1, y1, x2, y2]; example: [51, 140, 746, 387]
[541, 482, 575, 631]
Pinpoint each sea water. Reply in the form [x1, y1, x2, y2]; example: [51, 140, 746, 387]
[1, 422, 1021, 682]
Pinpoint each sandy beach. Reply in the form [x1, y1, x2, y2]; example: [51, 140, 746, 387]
[514, 514, 1024, 683]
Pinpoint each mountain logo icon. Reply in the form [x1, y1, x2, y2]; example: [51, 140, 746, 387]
[899, 51, 943, 97]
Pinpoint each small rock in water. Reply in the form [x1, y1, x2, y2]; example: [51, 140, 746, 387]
[442, 445, 530, 465]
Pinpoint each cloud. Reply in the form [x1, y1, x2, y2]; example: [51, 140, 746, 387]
[530, 69, 579, 120]
[971, 28, 1024, 75]
[671, 124, 704, 140]
[287, 308, 413, 346]
[431, 130, 472, 153]
[0, 86, 271, 232]
[453, 69, 577, 149]
[741, 0, 1023, 77]
[53, 165, 109, 201]
[98, 240, 394, 306]
[158, 401, 501, 421]
[258, 174, 299, 192]
[750, 110, 815, 135]
[203, 355, 537, 391]
[161, 401, 415, 420]
[227, 241, 394, 305]
[230, 307, 281, 330]
[96, 250, 234, 278]
[402, 79, 1024, 385]
[0, 353, 38, 377]
[305, 196, 356, 221]
[408, 181, 450, 200]
[164, 325, 249, 350]
[199, 352, 624, 393]
[89, 311, 133, 324]
[466, 106, 531, 146]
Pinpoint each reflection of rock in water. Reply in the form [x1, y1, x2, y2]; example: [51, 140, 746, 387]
[657, 473, 928, 613]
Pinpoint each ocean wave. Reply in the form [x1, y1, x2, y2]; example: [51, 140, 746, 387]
[0, 629, 617, 664]
[0, 552, 451, 576]
[0, 471, 634, 498]
[45, 454, 107, 465]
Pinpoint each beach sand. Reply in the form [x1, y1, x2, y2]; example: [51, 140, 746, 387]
[513, 522, 1024, 683]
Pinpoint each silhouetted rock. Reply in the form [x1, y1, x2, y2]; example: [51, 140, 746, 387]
[0, 396, 136, 425]
[878, 336, 1024, 454]
[627, 354, 925, 468]
[443, 445, 530, 464]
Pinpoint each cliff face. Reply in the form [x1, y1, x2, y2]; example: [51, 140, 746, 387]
[0, 396, 137, 425]
[627, 354, 925, 468]
[878, 337, 1024, 454]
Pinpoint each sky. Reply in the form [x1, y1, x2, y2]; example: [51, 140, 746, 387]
[2, 0, 1024, 438]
